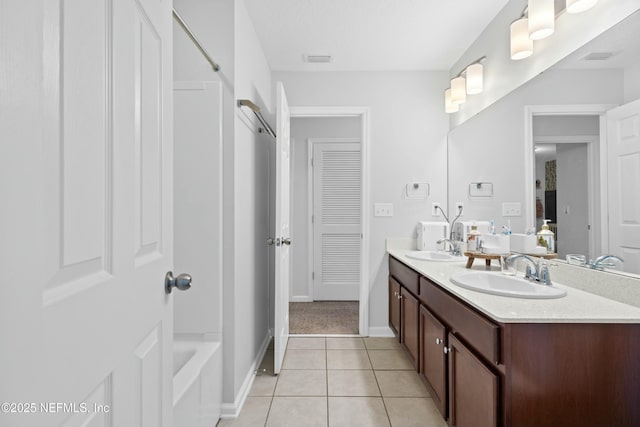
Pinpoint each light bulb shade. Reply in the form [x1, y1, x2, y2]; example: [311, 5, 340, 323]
[566, 0, 597, 13]
[445, 89, 459, 113]
[510, 18, 533, 60]
[528, 0, 555, 40]
[450, 76, 466, 104]
[466, 63, 483, 95]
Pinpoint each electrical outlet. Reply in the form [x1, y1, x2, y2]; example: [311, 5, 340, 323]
[374, 203, 394, 217]
[502, 202, 522, 217]
[432, 202, 441, 217]
[455, 202, 464, 216]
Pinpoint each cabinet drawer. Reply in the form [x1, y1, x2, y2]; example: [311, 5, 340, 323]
[421, 276, 500, 365]
[389, 256, 419, 295]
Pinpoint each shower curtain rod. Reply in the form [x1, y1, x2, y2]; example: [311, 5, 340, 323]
[237, 99, 277, 138]
[173, 8, 220, 72]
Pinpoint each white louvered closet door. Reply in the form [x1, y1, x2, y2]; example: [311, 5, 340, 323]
[313, 141, 361, 300]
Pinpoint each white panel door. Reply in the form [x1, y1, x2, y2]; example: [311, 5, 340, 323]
[313, 141, 362, 301]
[274, 82, 291, 374]
[0, 1, 175, 426]
[607, 99, 640, 274]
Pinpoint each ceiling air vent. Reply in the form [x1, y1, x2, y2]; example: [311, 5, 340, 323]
[582, 52, 615, 61]
[304, 54, 332, 63]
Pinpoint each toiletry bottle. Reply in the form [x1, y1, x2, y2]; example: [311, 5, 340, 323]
[467, 225, 481, 252]
[537, 219, 555, 253]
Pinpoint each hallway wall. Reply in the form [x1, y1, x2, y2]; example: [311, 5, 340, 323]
[273, 71, 450, 334]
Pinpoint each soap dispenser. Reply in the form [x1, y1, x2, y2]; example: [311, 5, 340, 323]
[467, 224, 481, 252]
[537, 219, 555, 253]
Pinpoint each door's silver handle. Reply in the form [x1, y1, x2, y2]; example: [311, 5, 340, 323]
[267, 238, 275, 246]
[443, 346, 452, 354]
[435, 338, 443, 345]
[282, 238, 292, 246]
[165, 271, 192, 294]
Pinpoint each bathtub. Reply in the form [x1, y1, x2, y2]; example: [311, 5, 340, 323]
[173, 335, 222, 427]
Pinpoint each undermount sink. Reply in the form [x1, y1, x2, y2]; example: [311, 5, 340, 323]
[406, 250, 466, 262]
[450, 271, 567, 299]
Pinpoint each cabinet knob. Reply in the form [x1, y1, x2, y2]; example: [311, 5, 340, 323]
[398, 294, 403, 300]
[435, 338, 443, 345]
[443, 346, 452, 354]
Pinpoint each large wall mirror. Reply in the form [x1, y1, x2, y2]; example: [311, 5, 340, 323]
[447, 10, 640, 276]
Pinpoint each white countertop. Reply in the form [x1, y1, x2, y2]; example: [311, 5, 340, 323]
[387, 241, 640, 324]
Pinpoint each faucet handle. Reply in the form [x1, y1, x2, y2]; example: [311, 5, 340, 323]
[525, 265, 534, 280]
[539, 262, 551, 286]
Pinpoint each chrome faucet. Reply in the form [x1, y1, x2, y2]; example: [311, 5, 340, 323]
[590, 255, 624, 270]
[506, 254, 552, 286]
[437, 238, 462, 256]
[434, 205, 464, 256]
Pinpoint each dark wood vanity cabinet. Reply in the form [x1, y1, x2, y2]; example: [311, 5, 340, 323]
[388, 255, 640, 427]
[389, 277, 401, 338]
[400, 286, 420, 369]
[448, 333, 499, 427]
[419, 275, 499, 426]
[389, 256, 420, 367]
[419, 305, 447, 416]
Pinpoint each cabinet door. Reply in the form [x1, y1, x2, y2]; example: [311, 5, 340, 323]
[401, 287, 420, 369]
[420, 305, 447, 417]
[448, 333, 498, 427]
[389, 277, 401, 339]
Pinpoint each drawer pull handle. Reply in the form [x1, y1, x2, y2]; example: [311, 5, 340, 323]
[435, 338, 443, 345]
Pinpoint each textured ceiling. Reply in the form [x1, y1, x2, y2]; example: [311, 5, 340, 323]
[243, 0, 511, 71]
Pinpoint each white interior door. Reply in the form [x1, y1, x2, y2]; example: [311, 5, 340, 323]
[0, 1, 175, 426]
[607, 99, 640, 274]
[312, 141, 362, 301]
[274, 82, 291, 374]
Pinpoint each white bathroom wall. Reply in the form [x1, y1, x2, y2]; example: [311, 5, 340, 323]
[624, 60, 640, 103]
[533, 115, 599, 136]
[173, 82, 223, 337]
[449, 0, 640, 127]
[448, 68, 622, 235]
[273, 71, 450, 331]
[290, 117, 361, 301]
[230, 0, 273, 411]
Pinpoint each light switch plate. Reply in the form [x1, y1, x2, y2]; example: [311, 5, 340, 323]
[502, 202, 522, 217]
[374, 203, 394, 217]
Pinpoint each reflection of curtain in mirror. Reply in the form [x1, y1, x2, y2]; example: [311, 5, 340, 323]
[544, 159, 558, 248]
[545, 160, 556, 190]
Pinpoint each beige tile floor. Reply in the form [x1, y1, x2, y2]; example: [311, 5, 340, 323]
[218, 337, 447, 427]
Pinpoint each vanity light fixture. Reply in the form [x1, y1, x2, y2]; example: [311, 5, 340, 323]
[528, 0, 555, 40]
[445, 88, 459, 113]
[444, 56, 486, 113]
[466, 62, 484, 95]
[510, 16, 534, 60]
[566, 0, 598, 14]
[450, 76, 467, 104]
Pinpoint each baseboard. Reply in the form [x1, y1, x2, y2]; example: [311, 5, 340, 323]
[290, 296, 313, 302]
[367, 326, 395, 337]
[219, 331, 272, 419]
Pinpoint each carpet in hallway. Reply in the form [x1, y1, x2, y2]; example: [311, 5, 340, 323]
[289, 301, 359, 334]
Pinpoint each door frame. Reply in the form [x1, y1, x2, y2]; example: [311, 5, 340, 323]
[290, 106, 371, 336]
[308, 137, 362, 301]
[533, 135, 598, 259]
[524, 104, 616, 257]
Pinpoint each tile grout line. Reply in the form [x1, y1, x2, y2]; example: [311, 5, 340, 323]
[366, 345, 394, 427]
[325, 337, 329, 427]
